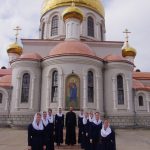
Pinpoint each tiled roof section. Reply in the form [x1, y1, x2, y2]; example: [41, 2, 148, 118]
[0, 75, 12, 87]
[133, 72, 150, 80]
[133, 79, 150, 92]
[104, 54, 134, 65]
[20, 52, 42, 60]
[0, 69, 12, 77]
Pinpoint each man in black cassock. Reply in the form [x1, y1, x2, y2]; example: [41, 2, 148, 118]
[65, 106, 77, 145]
[55, 108, 64, 146]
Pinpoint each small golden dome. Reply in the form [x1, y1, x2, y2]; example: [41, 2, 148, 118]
[62, 3, 83, 21]
[42, 0, 105, 18]
[7, 42, 23, 55]
[122, 41, 137, 57]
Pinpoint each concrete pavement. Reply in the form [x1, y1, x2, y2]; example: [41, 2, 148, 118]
[0, 128, 150, 150]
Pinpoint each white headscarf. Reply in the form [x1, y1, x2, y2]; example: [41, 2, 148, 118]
[32, 113, 44, 130]
[83, 117, 88, 125]
[56, 112, 63, 117]
[47, 114, 54, 123]
[42, 116, 49, 127]
[88, 115, 95, 122]
[79, 113, 84, 118]
[101, 125, 112, 137]
[93, 119, 102, 125]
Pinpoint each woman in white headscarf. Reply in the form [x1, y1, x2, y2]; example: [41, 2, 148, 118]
[28, 112, 46, 150]
[96, 119, 116, 150]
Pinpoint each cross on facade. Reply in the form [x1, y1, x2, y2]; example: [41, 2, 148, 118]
[123, 29, 131, 42]
[13, 26, 22, 43]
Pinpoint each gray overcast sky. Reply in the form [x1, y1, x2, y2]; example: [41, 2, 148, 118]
[0, 0, 150, 71]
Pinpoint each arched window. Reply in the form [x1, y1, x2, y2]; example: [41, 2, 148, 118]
[117, 75, 124, 105]
[21, 73, 30, 103]
[88, 71, 94, 102]
[139, 96, 144, 106]
[51, 70, 58, 102]
[87, 16, 94, 37]
[41, 22, 45, 39]
[0, 93, 3, 103]
[51, 15, 59, 36]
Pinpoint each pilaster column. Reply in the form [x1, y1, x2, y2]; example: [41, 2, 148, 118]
[60, 17, 64, 35]
[112, 77, 117, 110]
[58, 73, 63, 108]
[83, 75, 87, 109]
[30, 77, 36, 109]
[96, 75, 101, 110]
[45, 75, 50, 109]
[96, 22, 100, 40]
[45, 18, 49, 39]
[4, 95, 9, 111]
[126, 78, 130, 110]
[15, 77, 21, 110]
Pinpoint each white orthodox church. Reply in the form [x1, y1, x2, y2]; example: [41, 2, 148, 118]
[0, 0, 150, 127]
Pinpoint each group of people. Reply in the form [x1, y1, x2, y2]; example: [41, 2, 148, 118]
[78, 109, 116, 150]
[28, 107, 116, 150]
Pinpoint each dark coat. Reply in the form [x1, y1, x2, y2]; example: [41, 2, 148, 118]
[54, 114, 64, 144]
[44, 122, 54, 150]
[88, 122, 102, 150]
[96, 129, 116, 150]
[28, 124, 45, 150]
[78, 116, 84, 144]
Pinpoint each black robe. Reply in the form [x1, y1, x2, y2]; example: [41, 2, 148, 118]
[55, 114, 64, 144]
[65, 111, 77, 145]
[28, 124, 45, 150]
[78, 115, 84, 144]
[82, 119, 90, 150]
[44, 122, 55, 150]
[89, 121, 102, 150]
[84, 120, 95, 150]
[96, 129, 116, 150]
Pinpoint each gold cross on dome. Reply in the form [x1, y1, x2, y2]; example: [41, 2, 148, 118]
[13, 26, 22, 43]
[123, 29, 131, 42]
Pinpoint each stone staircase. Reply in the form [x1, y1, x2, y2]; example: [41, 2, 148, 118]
[55, 128, 82, 150]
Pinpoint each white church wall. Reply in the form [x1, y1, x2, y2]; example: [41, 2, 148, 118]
[135, 91, 150, 113]
[0, 87, 9, 113]
[86, 42, 123, 57]
[104, 62, 134, 116]
[41, 56, 103, 112]
[10, 61, 41, 114]
[22, 40, 123, 59]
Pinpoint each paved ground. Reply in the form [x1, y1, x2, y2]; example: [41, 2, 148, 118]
[0, 128, 150, 150]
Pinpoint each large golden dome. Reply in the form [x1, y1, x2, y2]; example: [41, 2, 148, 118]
[41, 0, 105, 17]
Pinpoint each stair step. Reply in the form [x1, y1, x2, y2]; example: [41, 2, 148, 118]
[55, 144, 82, 150]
